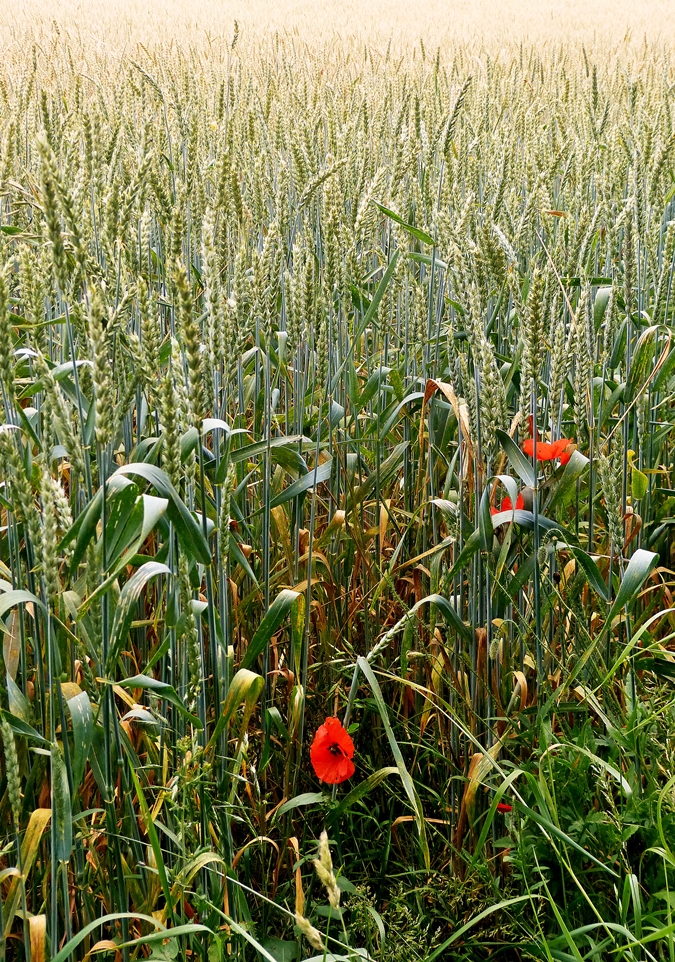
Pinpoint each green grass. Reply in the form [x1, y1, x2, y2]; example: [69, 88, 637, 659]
[1, 27, 675, 962]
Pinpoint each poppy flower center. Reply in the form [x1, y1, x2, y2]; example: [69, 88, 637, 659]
[329, 742, 345, 756]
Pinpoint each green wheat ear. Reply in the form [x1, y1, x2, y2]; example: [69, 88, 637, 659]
[88, 287, 113, 449]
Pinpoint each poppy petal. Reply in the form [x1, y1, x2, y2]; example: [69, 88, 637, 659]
[495, 492, 525, 514]
[523, 439, 558, 460]
[524, 437, 576, 462]
[553, 439, 575, 465]
[527, 415, 540, 441]
[551, 438, 572, 456]
[310, 717, 355, 785]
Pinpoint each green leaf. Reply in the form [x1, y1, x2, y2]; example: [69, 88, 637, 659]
[117, 924, 214, 951]
[64, 474, 137, 570]
[65, 691, 93, 792]
[375, 587, 471, 648]
[334, 767, 399, 816]
[635, 653, 675, 681]
[261, 938, 299, 962]
[105, 562, 171, 675]
[6, 674, 30, 720]
[514, 793, 619, 878]
[102, 478, 141, 563]
[87, 722, 112, 804]
[113, 464, 212, 565]
[545, 548, 660, 708]
[478, 484, 495, 552]
[447, 527, 482, 581]
[407, 251, 447, 270]
[329, 399, 346, 428]
[206, 668, 264, 751]
[346, 357, 360, 411]
[356, 367, 391, 413]
[490, 510, 566, 535]
[424, 898, 533, 960]
[126, 765, 177, 925]
[217, 435, 308, 483]
[63, 485, 104, 568]
[479, 475, 519, 551]
[366, 905, 386, 945]
[52, 742, 73, 863]
[631, 465, 648, 500]
[507, 551, 536, 598]
[625, 325, 663, 403]
[357, 249, 400, 336]
[229, 532, 258, 583]
[469, 769, 524, 872]
[240, 589, 301, 670]
[107, 492, 168, 571]
[496, 429, 536, 488]
[0, 589, 46, 620]
[607, 548, 658, 626]
[411, 592, 471, 641]
[346, 441, 408, 512]
[275, 792, 325, 819]
[180, 425, 201, 461]
[356, 657, 430, 869]
[117, 674, 203, 729]
[0, 708, 50, 745]
[267, 459, 332, 510]
[598, 382, 625, 431]
[332, 252, 400, 393]
[547, 895, 586, 962]
[547, 449, 589, 512]
[593, 286, 613, 331]
[380, 392, 424, 437]
[567, 547, 610, 603]
[201, 417, 234, 436]
[223, 917, 280, 962]
[373, 201, 435, 246]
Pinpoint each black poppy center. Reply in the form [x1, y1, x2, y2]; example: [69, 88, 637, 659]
[329, 742, 346, 756]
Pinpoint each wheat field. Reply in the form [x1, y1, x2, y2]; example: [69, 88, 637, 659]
[1, 2, 675, 961]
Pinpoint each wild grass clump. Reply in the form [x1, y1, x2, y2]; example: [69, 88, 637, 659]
[1, 24, 675, 962]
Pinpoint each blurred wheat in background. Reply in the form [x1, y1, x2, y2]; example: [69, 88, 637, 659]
[2, 2, 675, 960]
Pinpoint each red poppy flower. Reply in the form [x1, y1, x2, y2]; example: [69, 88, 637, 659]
[490, 492, 525, 515]
[503, 493, 525, 511]
[522, 438, 574, 464]
[310, 717, 355, 784]
[551, 438, 574, 465]
[496, 802, 513, 813]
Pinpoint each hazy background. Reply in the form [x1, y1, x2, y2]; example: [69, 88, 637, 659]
[3, 0, 675, 50]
